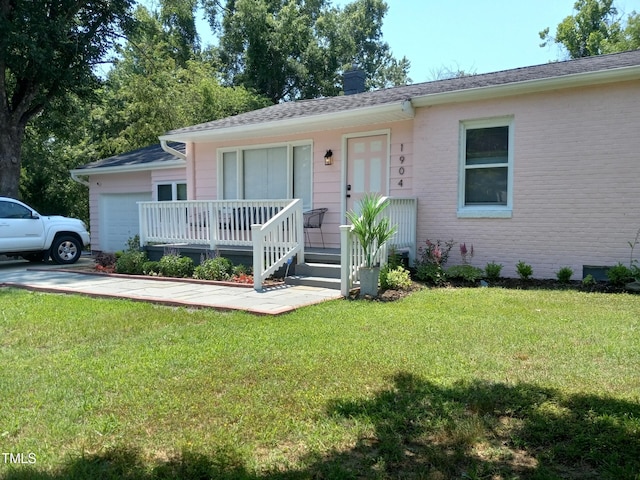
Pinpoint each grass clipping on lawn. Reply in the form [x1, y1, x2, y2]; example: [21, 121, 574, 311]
[0, 287, 639, 479]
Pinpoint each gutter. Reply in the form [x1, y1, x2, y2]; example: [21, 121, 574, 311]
[70, 171, 90, 187]
[70, 159, 187, 178]
[161, 140, 187, 160]
[410, 64, 640, 108]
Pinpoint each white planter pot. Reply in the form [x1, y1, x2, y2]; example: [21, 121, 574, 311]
[359, 266, 380, 298]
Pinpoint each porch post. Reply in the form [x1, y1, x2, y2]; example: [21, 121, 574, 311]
[296, 200, 305, 265]
[208, 201, 217, 250]
[252, 224, 263, 291]
[138, 202, 147, 247]
[340, 225, 352, 297]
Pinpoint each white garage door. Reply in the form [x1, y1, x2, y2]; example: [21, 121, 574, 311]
[99, 193, 152, 252]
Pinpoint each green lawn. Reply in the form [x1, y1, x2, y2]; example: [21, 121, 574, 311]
[0, 287, 639, 479]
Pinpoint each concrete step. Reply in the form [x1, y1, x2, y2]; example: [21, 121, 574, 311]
[295, 262, 341, 279]
[304, 251, 341, 264]
[285, 275, 341, 290]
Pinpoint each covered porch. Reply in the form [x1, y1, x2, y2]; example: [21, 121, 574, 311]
[138, 197, 417, 292]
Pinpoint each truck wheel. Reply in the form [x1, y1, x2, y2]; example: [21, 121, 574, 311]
[51, 236, 82, 264]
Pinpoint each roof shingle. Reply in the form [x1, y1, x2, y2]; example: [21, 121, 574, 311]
[75, 143, 185, 171]
[166, 50, 640, 136]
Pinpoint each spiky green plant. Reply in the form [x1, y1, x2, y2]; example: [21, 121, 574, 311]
[346, 193, 397, 268]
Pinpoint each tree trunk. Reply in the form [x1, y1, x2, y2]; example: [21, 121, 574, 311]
[0, 121, 25, 199]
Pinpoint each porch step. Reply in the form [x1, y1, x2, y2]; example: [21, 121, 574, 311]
[285, 261, 342, 290]
[304, 250, 341, 264]
[295, 262, 341, 279]
[285, 275, 341, 290]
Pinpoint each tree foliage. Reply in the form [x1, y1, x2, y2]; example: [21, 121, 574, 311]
[0, 0, 135, 198]
[18, 3, 269, 222]
[90, 5, 270, 156]
[540, 0, 640, 58]
[10, 0, 408, 221]
[216, 0, 410, 102]
[20, 94, 92, 222]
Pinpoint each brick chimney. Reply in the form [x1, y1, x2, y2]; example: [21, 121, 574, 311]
[343, 68, 366, 95]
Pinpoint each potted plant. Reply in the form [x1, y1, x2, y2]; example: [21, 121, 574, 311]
[346, 193, 397, 297]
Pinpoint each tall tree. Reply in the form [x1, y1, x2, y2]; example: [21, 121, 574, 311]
[88, 5, 271, 156]
[0, 0, 134, 198]
[215, 0, 410, 103]
[20, 93, 91, 222]
[158, 0, 200, 66]
[540, 0, 639, 58]
[17, 3, 268, 222]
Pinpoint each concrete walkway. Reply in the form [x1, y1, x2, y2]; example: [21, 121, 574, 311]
[0, 258, 343, 315]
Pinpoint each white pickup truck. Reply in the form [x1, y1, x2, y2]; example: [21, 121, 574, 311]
[0, 197, 90, 264]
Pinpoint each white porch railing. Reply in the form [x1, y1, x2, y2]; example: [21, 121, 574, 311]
[252, 199, 304, 290]
[340, 197, 417, 296]
[138, 199, 293, 248]
[138, 199, 303, 290]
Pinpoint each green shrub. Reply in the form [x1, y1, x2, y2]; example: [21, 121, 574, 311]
[631, 264, 640, 282]
[232, 263, 251, 276]
[516, 261, 533, 280]
[115, 251, 148, 275]
[484, 261, 503, 281]
[159, 254, 194, 278]
[415, 263, 447, 285]
[414, 240, 455, 286]
[380, 253, 403, 288]
[125, 235, 141, 252]
[380, 266, 412, 290]
[446, 264, 484, 283]
[582, 274, 596, 287]
[193, 257, 233, 281]
[142, 261, 161, 275]
[556, 266, 574, 284]
[606, 263, 633, 286]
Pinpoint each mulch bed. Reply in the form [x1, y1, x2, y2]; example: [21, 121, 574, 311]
[355, 277, 638, 303]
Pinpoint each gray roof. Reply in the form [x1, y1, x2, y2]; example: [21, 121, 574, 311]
[165, 50, 640, 137]
[75, 143, 185, 171]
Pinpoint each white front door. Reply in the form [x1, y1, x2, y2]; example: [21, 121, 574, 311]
[346, 133, 388, 213]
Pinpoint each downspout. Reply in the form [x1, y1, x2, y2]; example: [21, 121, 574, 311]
[70, 171, 90, 187]
[160, 140, 187, 161]
[401, 99, 415, 117]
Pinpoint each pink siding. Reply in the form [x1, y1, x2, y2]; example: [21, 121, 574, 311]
[87, 171, 151, 251]
[151, 168, 186, 184]
[388, 121, 414, 197]
[192, 122, 415, 248]
[186, 80, 639, 279]
[412, 80, 640, 279]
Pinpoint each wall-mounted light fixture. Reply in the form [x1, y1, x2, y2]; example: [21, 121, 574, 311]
[324, 149, 333, 166]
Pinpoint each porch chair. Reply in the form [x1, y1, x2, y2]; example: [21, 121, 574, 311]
[303, 208, 328, 248]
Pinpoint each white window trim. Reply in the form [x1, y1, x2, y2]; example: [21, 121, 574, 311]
[155, 181, 187, 201]
[217, 140, 314, 207]
[457, 116, 514, 219]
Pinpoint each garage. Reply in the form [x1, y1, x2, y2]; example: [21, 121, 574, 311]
[99, 192, 152, 252]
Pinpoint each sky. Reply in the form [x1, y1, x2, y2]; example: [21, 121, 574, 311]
[195, 0, 639, 84]
[329, 0, 640, 82]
